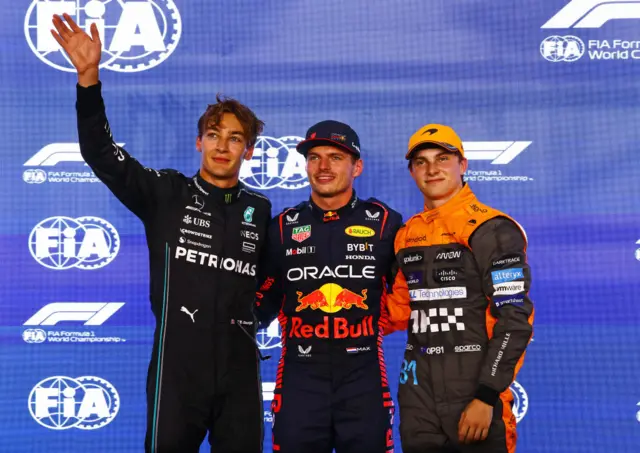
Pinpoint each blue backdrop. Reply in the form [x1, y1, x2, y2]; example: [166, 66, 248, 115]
[1, 0, 639, 452]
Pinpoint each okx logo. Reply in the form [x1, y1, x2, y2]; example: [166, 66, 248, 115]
[29, 376, 120, 430]
[29, 216, 120, 270]
[25, 0, 182, 73]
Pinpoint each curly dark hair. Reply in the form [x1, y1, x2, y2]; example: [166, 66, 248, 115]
[197, 94, 264, 147]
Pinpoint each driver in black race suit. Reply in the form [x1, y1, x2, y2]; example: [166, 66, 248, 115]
[255, 121, 402, 453]
[53, 14, 270, 453]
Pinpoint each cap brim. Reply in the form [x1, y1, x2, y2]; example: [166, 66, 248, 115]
[405, 140, 461, 159]
[296, 138, 360, 156]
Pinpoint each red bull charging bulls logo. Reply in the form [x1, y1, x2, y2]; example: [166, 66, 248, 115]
[295, 283, 369, 312]
[291, 284, 374, 339]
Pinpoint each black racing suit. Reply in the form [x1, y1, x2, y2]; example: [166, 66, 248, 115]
[387, 184, 534, 453]
[77, 82, 271, 453]
[255, 193, 402, 453]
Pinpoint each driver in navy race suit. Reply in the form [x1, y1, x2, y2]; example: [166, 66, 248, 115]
[255, 120, 403, 453]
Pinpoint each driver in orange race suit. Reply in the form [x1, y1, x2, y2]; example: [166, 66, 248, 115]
[385, 124, 534, 453]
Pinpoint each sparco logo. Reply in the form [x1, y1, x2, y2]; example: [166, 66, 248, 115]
[25, 0, 182, 73]
[455, 344, 482, 353]
[404, 254, 423, 264]
[175, 247, 256, 276]
[435, 250, 462, 261]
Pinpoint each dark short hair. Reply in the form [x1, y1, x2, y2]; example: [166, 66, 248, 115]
[197, 94, 264, 147]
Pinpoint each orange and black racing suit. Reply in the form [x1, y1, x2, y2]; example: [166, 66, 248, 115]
[255, 192, 402, 453]
[386, 184, 534, 453]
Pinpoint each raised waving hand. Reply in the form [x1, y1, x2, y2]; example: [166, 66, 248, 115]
[51, 13, 101, 86]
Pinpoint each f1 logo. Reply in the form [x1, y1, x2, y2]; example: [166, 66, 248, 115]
[24, 143, 125, 166]
[542, 0, 640, 29]
[463, 142, 532, 164]
[24, 303, 125, 326]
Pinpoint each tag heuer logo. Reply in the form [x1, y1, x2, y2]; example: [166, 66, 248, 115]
[292, 225, 311, 243]
[244, 207, 255, 223]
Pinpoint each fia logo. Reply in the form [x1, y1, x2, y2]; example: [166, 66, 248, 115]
[25, 0, 182, 72]
[540, 36, 585, 62]
[29, 216, 120, 270]
[239, 136, 308, 190]
[510, 381, 529, 423]
[29, 376, 120, 430]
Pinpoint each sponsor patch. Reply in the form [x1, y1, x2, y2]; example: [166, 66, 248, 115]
[409, 287, 467, 301]
[292, 225, 311, 243]
[494, 295, 525, 308]
[455, 344, 482, 353]
[492, 253, 523, 267]
[286, 246, 316, 256]
[434, 249, 463, 262]
[345, 225, 375, 237]
[433, 267, 461, 284]
[491, 268, 524, 284]
[493, 281, 525, 295]
[403, 252, 423, 264]
[405, 271, 423, 286]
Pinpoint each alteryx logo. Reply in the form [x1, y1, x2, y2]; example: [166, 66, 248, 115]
[491, 268, 524, 285]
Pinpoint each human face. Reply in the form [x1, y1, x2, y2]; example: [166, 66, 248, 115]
[196, 113, 254, 188]
[409, 148, 468, 209]
[306, 146, 362, 200]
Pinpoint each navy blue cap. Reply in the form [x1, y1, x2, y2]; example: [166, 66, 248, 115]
[296, 120, 361, 157]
